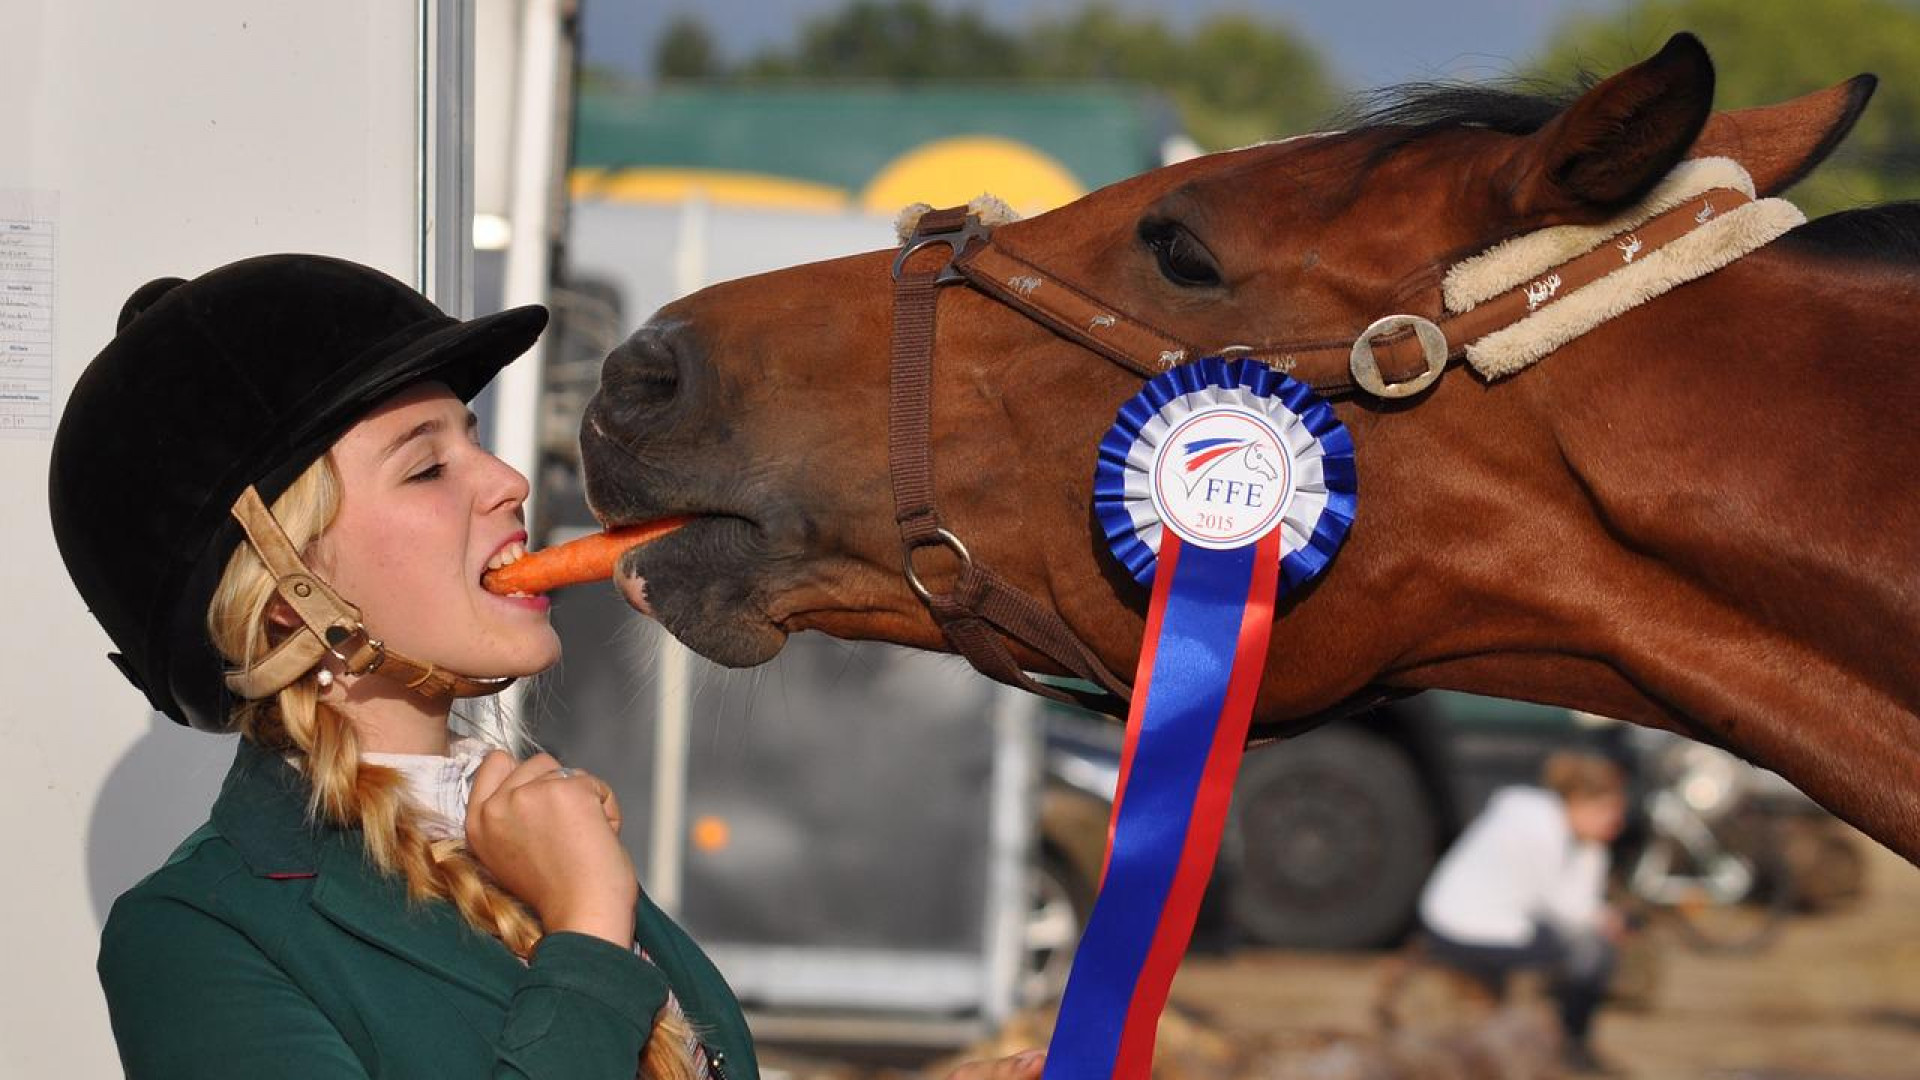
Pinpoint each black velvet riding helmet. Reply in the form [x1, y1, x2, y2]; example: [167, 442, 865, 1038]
[48, 254, 548, 731]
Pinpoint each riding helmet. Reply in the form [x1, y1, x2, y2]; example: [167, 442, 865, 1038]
[48, 254, 548, 730]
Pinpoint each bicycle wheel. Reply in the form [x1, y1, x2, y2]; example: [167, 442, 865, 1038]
[1662, 814, 1796, 954]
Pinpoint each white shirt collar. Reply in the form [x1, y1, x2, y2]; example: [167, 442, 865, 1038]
[361, 735, 491, 842]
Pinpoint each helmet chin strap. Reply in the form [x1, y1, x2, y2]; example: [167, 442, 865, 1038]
[223, 486, 513, 704]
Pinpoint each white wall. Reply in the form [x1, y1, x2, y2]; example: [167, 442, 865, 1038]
[1, 4, 437, 1074]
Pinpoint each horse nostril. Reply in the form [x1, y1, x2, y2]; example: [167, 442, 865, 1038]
[603, 327, 683, 411]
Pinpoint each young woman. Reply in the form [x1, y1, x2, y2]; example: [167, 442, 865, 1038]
[1417, 751, 1631, 1076]
[50, 254, 1044, 1080]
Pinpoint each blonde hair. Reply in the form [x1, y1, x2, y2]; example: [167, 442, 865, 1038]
[207, 455, 699, 1080]
[1541, 751, 1627, 802]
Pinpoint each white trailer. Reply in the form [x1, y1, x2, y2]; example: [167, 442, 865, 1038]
[4, 8, 1042, 1071]
[0, 4, 564, 1072]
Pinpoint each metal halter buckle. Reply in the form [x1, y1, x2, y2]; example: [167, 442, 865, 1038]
[892, 214, 991, 285]
[902, 528, 974, 603]
[1349, 314, 1448, 399]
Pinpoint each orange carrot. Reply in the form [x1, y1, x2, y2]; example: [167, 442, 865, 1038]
[483, 518, 691, 595]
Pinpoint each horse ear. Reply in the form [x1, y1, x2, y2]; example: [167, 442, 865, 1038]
[1692, 75, 1876, 196]
[1503, 33, 1715, 221]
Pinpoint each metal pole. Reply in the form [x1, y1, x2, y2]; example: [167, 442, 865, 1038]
[495, 0, 561, 524]
[982, 686, 1043, 1024]
[492, 0, 564, 736]
[419, 0, 474, 314]
[646, 190, 708, 915]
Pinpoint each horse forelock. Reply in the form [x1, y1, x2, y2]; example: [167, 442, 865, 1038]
[894, 193, 1023, 244]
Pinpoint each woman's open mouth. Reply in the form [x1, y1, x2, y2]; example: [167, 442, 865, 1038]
[482, 536, 534, 595]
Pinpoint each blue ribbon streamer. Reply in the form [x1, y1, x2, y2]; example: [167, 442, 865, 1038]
[1042, 541, 1257, 1079]
[1051, 355, 1356, 1080]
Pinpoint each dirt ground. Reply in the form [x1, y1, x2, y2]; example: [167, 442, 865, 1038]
[1163, 830, 1920, 1080]
[762, 831, 1918, 1080]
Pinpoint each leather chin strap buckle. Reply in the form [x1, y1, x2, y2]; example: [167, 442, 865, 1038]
[221, 486, 511, 704]
[322, 623, 386, 677]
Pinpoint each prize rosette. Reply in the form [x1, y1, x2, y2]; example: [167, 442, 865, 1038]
[1045, 356, 1356, 1080]
[1093, 355, 1357, 590]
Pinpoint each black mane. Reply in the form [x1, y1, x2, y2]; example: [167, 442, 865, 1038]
[1779, 202, 1920, 264]
[1335, 78, 1586, 169]
[1343, 80, 1579, 137]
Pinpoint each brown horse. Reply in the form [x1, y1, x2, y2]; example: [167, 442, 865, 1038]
[578, 35, 1920, 863]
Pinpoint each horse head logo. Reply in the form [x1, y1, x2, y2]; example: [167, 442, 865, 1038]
[1178, 438, 1279, 498]
[1242, 441, 1280, 483]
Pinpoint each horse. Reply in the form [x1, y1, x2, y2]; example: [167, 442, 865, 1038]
[577, 34, 1920, 864]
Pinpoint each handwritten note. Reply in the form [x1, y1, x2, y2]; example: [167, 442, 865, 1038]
[0, 192, 54, 438]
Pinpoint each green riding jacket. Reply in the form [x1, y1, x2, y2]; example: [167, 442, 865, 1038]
[98, 738, 759, 1080]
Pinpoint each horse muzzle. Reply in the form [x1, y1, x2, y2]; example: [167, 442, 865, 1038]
[580, 318, 828, 665]
[579, 317, 725, 523]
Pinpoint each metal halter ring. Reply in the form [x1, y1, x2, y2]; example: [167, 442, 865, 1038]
[891, 215, 991, 285]
[1349, 314, 1448, 399]
[903, 528, 973, 603]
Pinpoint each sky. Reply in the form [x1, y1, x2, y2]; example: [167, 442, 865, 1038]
[579, 0, 1631, 93]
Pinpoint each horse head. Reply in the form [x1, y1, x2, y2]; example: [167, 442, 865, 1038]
[583, 34, 1863, 675]
[580, 32, 1920, 864]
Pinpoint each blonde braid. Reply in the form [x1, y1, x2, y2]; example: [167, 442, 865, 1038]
[213, 457, 703, 1079]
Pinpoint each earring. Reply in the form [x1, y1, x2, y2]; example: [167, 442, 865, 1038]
[316, 668, 335, 691]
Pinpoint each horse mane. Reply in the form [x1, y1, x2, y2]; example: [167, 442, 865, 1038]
[1336, 77, 1587, 169]
[1778, 202, 1920, 264]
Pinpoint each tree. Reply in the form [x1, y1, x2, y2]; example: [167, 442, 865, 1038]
[1530, 0, 1920, 216]
[733, 0, 1340, 150]
[741, 0, 1024, 80]
[1021, 6, 1339, 148]
[655, 15, 721, 81]
[1175, 14, 1338, 149]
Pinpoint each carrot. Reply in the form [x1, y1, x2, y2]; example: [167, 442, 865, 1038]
[483, 518, 692, 595]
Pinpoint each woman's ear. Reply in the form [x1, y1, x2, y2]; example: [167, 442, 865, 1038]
[265, 593, 304, 631]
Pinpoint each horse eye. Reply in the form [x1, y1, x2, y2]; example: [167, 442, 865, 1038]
[1138, 219, 1222, 288]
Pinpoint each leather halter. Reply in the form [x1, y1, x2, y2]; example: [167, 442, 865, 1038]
[224, 486, 513, 704]
[888, 189, 1752, 711]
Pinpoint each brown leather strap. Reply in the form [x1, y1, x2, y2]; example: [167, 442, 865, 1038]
[958, 244, 1177, 379]
[956, 188, 1751, 397]
[224, 486, 512, 703]
[889, 214, 1132, 711]
[884, 187, 1754, 716]
[1241, 187, 1754, 388]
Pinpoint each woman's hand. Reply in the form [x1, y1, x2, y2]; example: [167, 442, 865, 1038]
[944, 1050, 1045, 1080]
[465, 751, 638, 949]
[1599, 903, 1630, 943]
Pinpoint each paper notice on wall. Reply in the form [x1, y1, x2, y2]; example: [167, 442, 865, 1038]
[0, 190, 56, 439]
